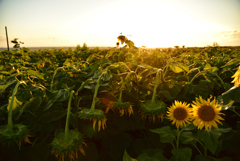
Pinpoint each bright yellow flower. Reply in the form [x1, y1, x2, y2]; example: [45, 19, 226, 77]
[231, 67, 240, 87]
[167, 101, 192, 129]
[192, 96, 224, 130]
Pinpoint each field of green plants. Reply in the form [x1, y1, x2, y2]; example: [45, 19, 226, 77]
[0, 43, 240, 161]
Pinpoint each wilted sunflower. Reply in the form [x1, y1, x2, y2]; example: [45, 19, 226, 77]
[113, 101, 133, 116]
[231, 67, 240, 87]
[51, 130, 87, 161]
[79, 109, 107, 131]
[139, 100, 166, 123]
[103, 98, 134, 116]
[167, 101, 192, 129]
[192, 96, 224, 130]
[0, 124, 31, 150]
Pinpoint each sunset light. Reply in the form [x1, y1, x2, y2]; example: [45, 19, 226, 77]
[0, 0, 239, 48]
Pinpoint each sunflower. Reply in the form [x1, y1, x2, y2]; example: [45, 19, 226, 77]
[139, 100, 166, 123]
[192, 96, 224, 130]
[231, 67, 240, 87]
[0, 124, 31, 150]
[78, 109, 107, 131]
[167, 101, 192, 129]
[51, 130, 87, 161]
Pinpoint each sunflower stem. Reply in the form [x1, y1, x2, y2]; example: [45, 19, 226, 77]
[151, 69, 162, 105]
[189, 71, 206, 84]
[118, 71, 134, 103]
[230, 109, 240, 117]
[90, 72, 106, 112]
[118, 76, 124, 103]
[196, 138, 207, 156]
[176, 128, 181, 161]
[207, 71, 227, 90]
[50, 67, 63, 92]
[176, 128, 181, 149]
[204, 147, 207, 156]
[65, 90, 74, 138]
[163, 65, 169, 81]
[8, 81, 21, 130]
[193, 144, 203, 156]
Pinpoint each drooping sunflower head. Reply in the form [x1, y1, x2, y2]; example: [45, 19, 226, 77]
[51, 130, 87, 161]
[167, 101, 192, 129]
[112, 101, 134, 116]
[78, 109, 107, 131]
[0, 124, 30, 150]
[231, 66, 240, 87]
[192, 96, 224, 130]
[140, 100, 166, 123]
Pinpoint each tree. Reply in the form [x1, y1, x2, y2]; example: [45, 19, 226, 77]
[11, 38, 24, 48]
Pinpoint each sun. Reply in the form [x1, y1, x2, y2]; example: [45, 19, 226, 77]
[167, 100, 192, 129]
[191, 96, 224, 130]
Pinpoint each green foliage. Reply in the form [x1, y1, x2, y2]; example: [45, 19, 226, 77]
[0, 44, 239, 161]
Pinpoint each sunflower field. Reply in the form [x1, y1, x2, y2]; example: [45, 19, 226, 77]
[0, 44, 240, 161]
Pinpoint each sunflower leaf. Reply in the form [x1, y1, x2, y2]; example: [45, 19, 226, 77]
[180, 132, 195, 144]
[171, 147, 192, 161]
[197, 129, 223, 154]
[150, 126, 176, 145]
[123, 150, 134, 161]
[169, 63, 189, 73]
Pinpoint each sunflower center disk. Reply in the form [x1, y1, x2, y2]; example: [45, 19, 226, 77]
[198, 105, 215, 121]
[173, 108, 187, 120]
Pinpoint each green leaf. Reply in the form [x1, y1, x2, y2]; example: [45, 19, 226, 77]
[17, 97, 42, 119]
[195, 155, 215, 161]
[169, 63, 189, 73]
[123, 150, 134, 161]
[180, 132, 194, 144]
[140, 149, 168, 161]
[39, 109, 66, 123]
[221, 58, 240, 68]
[195, 155, 233, 161]
[184, 83, 209, 98]
[76, 79, 93, 94]
[136, 153, 149, 161]
[204, 63, 212, 71]
[159, 90, 174, 100]
[197, 129, 222, 154]
[204, 63, 219, 73]
[181, 124, 196, 131]
[44, 89, 69, 111]
[7, 96, 22, 112]
[0, 80, 17, 93]
[222, 86, 240, 103]
[150, 126, 176, 144]
[171, 147, 192, 161]
[26, 70, 44, 79]
[24, 97, 42, 111]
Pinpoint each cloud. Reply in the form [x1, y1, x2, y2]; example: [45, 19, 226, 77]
[214, 30, 240, 44]
[48, 37, 56, 39]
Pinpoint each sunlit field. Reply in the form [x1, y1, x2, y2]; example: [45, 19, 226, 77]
[0, 37, 240, 161]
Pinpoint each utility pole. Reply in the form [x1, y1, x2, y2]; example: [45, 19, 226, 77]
[5, 26, 9, 51]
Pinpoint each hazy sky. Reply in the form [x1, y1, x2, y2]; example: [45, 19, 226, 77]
[0, 0, 240, 48]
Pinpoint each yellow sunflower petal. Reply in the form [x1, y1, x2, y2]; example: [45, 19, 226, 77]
[93, 119, 97, 131]
[192, 96, 224, 130]
[167, 101, 192, 129]
[79, 147, 86, 156]
[98, 120, 102, 131]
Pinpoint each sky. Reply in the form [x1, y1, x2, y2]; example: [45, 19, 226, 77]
[0, 0, 240, 48]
